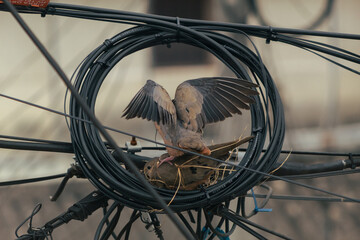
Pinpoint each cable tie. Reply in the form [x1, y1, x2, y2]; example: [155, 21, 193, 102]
[176, 16, 181, 41]
[266, 26, 277, 44]
[153, 33, 171, 47]
[200, 186, 211, 205]
[140, 211, 152, 224]
[252, 127, 263, 133]
[162, 38, 172, 48]
[40, 6, 48, 18]
[103, 39, 113, 49]
[349, 153, 356, 169]
[58, 213, 73, 224]
[251, 188, 272, 213]
[154, 33, 162, 39]
[97, 58, 110, 68]
[153, 32, 171, 47]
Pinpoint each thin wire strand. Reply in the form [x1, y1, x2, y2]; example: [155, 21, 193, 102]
[1, 2, 194, 239]
[0, 173, 66, 186]
[0, 93, 359, 204]
[249, 193, 359, 202]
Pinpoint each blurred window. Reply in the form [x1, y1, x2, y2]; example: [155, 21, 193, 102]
[150, 0, 209, 66]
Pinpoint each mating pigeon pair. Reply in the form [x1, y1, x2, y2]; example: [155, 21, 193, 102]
[122, 77, 258, 165]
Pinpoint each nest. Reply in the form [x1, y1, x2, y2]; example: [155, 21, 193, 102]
[144, 137, 253, 190]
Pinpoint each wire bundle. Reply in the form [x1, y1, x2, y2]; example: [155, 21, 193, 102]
[68, 21, 284, 211]
[1, 2, 360, 239]
[4, 0, 360, 212]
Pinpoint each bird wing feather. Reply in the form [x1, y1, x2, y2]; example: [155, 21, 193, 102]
[174, 77, 258, 131]
[122, 80, 176, 125]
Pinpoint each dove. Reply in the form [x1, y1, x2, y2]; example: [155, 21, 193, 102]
[143, 136, 254, 190]
[122, 77, 258, 165]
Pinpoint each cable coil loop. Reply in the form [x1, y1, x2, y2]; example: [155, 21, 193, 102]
[68, 23, 285, 212]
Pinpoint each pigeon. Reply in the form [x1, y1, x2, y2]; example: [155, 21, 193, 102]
[122, 77, 258, 165]
[143, 136, 254, 190]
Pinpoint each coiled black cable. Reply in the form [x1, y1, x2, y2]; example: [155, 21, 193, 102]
[68, 22, 284, 212]
[2, 2, 360, 239]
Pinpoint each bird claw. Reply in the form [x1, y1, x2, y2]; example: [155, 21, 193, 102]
[157, 156, 174, 167]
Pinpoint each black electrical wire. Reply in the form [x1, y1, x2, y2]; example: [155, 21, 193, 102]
[2, 3, 360, 239]
[2, 93, 359, 187]
[0, 92, 344, 156]
[116, 210, 140, 240]
[218, 206, 292, 240]
[196, 209, 202, 238]
[0, 173, 66, 186]
[1, 1, 194, 239]
[4, 3, 360, 39]
[0, 34, 358, 208]
[274, 168, 360, 180]
[2, 130, 360, 159]
[0, 134, 70, 145]
[0, 139, 73, 153]
[95, 202, 124, 240]
[15, 203, 53, 240]
[1, 91, 359, 159]
[203, 201, 238, 240]
[1, 3, 359, 67]
[2, 1, 359, 209]
[101, 207, 118, 240]
[273, 158, 360, 176]
[177, 213, 198, 240]
[249, 0, 334, 31]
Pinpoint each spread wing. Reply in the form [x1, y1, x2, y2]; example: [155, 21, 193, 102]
[174, 77, 258, 131]
[122, 80, 176, 125]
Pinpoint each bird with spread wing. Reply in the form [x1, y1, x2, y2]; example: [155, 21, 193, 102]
[122, 77, 258, 165]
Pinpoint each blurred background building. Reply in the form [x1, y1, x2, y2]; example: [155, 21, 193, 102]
[0, 0, 359, 239]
